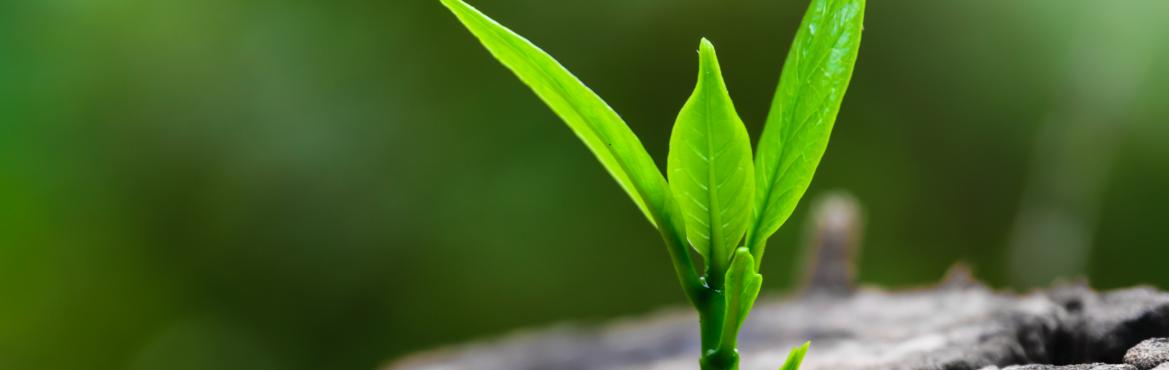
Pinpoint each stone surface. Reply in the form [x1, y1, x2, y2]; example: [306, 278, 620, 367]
[385, 282, 1169, 370]
[1125, 338, 1169, 369]
[998, 365, 1136, 370]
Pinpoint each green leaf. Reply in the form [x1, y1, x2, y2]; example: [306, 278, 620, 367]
[719, 247, 762, 350]
[747, 0, 865, 264]
[440, 0, 704, 304]
[667, 39, 755, 269]
[439, 0, 676, 230]
[779, 341, 811, 370]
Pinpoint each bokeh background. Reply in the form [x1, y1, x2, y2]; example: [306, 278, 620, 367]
[2, 0, 1167, 369]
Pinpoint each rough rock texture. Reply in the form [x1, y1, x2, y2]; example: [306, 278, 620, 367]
[1125, 338, 1169, 369]
[386, 281, 1169, 370]
[386, 196, 1167, 370]
[995, 364, 1137, 370]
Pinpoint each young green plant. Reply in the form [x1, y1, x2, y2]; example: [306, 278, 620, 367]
[439, 0, 864, 369]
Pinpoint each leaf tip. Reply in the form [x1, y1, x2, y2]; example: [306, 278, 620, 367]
[697, 38, 717, 59]
[699, 37, 714, 49]
[779, 341, 811, 370]
[695, 38, 723, 80]
[735, 246, 754, 261]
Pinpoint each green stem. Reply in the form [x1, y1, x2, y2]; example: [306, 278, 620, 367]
[658, 208, 705, 306]
[656, 201, 739, 369]
[700, 349, 739, 370]
[697, 283, 738, 370]
[746, 238, 767, 271]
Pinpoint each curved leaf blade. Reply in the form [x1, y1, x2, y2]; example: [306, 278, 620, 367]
[439, 0, 674, 229]
[667, 39, 755, 269]
[748, 0, 865, 262]
[441, 0, 704, 304]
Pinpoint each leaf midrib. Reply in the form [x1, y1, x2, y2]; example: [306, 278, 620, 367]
[702, 75, 725, 266]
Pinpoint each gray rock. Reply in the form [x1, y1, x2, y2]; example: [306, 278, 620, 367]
[954, 364, 1134, 370]
[386, 283, 1169, 370]
[1055, 288, 1169, 364]
[1125, 338, 1169, 369]
[1153, 363, 1169, 370]
[1002, 364, 1062, 369]
[1003, 365, 1070, 370]
[387, 195, 1169, 370]
[912, 364, 1134, 370]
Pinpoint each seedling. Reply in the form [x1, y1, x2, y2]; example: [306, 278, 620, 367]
[439, 0, 864, 369]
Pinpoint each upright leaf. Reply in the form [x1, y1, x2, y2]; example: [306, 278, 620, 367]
[439, 0, 676, 230]
[667, 39, 755, 270]
[719, 247, 763, 351]
[747, 0, 865, 263]
[779, 342, 811, 370]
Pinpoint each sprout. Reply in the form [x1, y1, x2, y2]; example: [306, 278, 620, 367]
[439, 0, 864, 368]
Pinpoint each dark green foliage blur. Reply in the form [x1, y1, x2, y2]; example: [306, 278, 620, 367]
[1, 1, 1167, 370]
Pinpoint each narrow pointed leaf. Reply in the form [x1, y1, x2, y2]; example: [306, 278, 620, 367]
[440, 0, 703, 303]
[667, 39, 754, 268]
[779, 342, 811, 370]
[439, 0, 675, 230]
[719, 247, 762, 350]
[747, 0, 865, 264]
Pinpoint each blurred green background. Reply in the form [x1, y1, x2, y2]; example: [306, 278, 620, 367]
[2, 0, 1168, 369]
